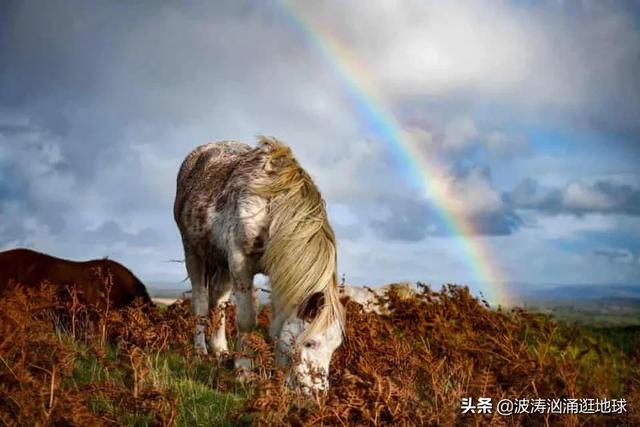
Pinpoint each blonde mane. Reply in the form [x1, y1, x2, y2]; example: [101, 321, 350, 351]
[250, 137, 345, 338]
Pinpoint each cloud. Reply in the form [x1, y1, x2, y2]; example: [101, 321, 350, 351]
[299, 2, 533, 96]
[441, 117, 479, 152]
[369, 197, 433, 242]
[0, 1, 359, 280]
[362, 165, 522, 241]
[509, 179, 640, 216]
[593, 249, 637, 264]
[298, 1, 640, 138]
[83, 221, 161, 247]
[447, 166, 506, 215]
[444, 166, 522, 235]
[1, 0, 639, 288]
[399, 114, 529, 162]
[484, 132, 528, 158]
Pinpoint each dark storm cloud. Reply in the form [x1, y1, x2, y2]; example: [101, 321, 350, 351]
[0, 214, 28, 246]
[0, 0, 299, 180]
[509, 178, 640, 216]
[0, 124, 33, 137]
[0, 0, 347, 278]
[0, 165, 28, 202]
[0, 0, 150, 180]
[0, 2, 296, 193]
[0, 134, 69, 239]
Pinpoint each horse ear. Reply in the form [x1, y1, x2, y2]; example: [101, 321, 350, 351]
[298, 291, 324, 322]
[258, 136, 277, 152]
[258, 137, 294, 172]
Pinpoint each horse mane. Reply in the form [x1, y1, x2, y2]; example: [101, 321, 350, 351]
[250, 136, 345, 339]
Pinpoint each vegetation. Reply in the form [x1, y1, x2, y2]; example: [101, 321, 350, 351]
[1, 284, 638, 426]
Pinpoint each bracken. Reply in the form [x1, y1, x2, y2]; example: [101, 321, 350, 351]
[1, 283, 639, 426]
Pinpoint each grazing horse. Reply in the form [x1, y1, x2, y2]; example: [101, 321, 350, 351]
[174, 137, 345, 391]
[0, 248, 152, 308]
[339, 282, 417, 314]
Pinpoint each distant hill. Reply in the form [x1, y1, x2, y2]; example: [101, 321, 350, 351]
[149, 281, 640, 304]
[519, 284, 640, 305]
[146, 282, 191, 298]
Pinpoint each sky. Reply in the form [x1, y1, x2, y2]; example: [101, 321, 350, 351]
[1, 0, 639, 300]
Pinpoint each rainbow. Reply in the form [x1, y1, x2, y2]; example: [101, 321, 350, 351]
[280, 2, 511, 305]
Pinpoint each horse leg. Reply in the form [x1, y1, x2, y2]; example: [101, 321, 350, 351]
[233, 271, 257, 333]
[208, 269, 232, 354]
[185, 251, 209, 354]
[229, 256, 257, 372]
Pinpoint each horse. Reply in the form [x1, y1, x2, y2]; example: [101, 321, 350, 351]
[0, 248, 152, 309]
[339, 282, 417, 314]
[174, 137, 345, 391]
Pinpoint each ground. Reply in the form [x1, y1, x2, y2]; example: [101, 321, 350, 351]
[1, 284, 639, 426]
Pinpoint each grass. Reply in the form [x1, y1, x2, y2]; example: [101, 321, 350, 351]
[168, 378, 242, 427]
[2, 284, 639, 426]
[583, 325, 640, 357]
[69, 340, 121, 385]
[551, 310, 640, 326]
[146, 352, 246, 427]
[69, 344, 245, 426]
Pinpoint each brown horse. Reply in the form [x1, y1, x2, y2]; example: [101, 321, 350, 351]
[0, 248, 152, 308]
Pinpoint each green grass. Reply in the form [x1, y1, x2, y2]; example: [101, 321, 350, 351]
[69, 344, 245, 426]
[169, 377, 243, 427]
[70, 342, 122, 385]
[538, 308, 640, 356]
[585, 325, 640, 357]
[539, 306, 640, 327]
[148, 352, 246, 427]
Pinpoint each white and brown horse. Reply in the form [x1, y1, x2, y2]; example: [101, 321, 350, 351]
[174, 137, 345, 391]
[340, 282, 416, 314]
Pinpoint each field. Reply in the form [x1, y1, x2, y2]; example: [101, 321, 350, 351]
[1, 284, 639, 426]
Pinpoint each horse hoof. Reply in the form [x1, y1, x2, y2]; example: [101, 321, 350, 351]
[194, 339, 208, 355]
[195, 346, 208, 356]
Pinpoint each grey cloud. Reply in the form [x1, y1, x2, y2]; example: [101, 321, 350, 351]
[359, 164, 526, 241]
[315, 1, 640, 140]
[0, 124, 34, 137]
[317, 138, 524, 240]
[483, 132, 528, 158]
[369, 198, 432, 242]
[367, 195, 522, 242]
[0, 212, 28, 246]
[2, 0, 639, 287]
[0, 0, 330, 180]
[509, 178, 540, 209]
[471, 211, 522, 236]
[509, 179, 640, 216]
[593, 249, 637, 264]
[83, 221, 162, 246]
[0, 0, 349, 281]
[446, 165, 523, 235]
[399, 114, 530, 163]
[332, 223, 364, 241]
